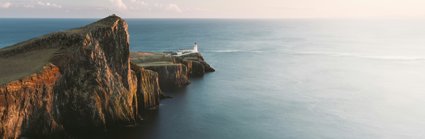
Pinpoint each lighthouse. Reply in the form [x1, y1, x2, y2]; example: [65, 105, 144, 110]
[193, 42, 199, 52]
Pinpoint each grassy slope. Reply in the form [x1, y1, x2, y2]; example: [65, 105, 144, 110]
[0, 48, 59, 84]
[0, 15, 124, 85]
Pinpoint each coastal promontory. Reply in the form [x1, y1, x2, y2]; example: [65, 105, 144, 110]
[0, 15, 214, 138]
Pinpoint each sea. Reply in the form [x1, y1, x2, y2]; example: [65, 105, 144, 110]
[1, 18, 425, 139]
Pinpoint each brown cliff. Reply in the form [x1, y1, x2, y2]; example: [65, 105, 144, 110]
[0, 15, 158, 138]
[0, 64, 62, 138]
[0, 15, 214, 139]
[130, 64, 162, 110]
[176, 53, 215, 76]
[130, 52, 215, 91]
[142, 64, 190, 90]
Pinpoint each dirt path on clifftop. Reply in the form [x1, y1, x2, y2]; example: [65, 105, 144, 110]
[0, 48, 59, 84]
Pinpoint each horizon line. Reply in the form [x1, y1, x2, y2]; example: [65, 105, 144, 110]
[1, 16, 425, 20]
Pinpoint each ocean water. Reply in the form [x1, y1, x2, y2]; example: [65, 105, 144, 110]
[1, 18, 425, 139]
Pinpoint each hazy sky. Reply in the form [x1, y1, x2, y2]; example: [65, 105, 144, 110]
[1, 0, 425, 18]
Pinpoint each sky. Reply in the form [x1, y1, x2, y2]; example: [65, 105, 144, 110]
[1, 0, 425, 18]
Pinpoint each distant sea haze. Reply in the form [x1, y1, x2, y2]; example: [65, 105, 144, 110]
[1, 18, 425, 139]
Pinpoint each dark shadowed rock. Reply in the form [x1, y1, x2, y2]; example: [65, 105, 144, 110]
[185, 60, 206, 77]
[130, 52, 215, 91]
[178, 53, 215, 75]
[131, 63, 162, 111]
[142, 64, 191, 90]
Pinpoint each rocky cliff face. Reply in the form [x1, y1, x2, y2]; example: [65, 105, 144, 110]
[51, 15, 138, 136]
[177, 53, 215, 77]
[0, 15, 160, 138]
[131, 64, 162, 111]
[142, 64, 190, 90]
[0, 64, 62, 138]
[130, 52, 215, 91]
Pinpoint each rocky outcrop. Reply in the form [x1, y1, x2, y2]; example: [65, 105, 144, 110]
[51, 15, 138, 137]
[130, 52, 215, 91]
[177, 53, 215, 77]
[0, 64, 63, 138]
[142, 64, 190, 90]
[131, 64, 162, 111]
[0, 15, 160, 138]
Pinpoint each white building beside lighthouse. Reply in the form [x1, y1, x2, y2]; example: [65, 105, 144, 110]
[175, 42, 200, 56]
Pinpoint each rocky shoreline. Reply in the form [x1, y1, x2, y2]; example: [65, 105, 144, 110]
[0, 15, 214, 138]
[130, 52, 215, 90]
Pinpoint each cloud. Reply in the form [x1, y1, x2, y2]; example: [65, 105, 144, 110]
[127, 0, 148, 10]
[111, 0, 127, 10]
[23, 4, 35, 8]
[165, 4, 182, 13]
[126, 1, 184, 13]
[0, 1, 62, 9]
[0, 2, 12, 8]
[130, 0, 147, 6]
[185, 7, 210, 12]
[36, 1, 62, 8]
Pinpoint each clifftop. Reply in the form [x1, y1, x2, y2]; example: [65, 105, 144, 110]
[85, 14, 124, 29]
[0, 15, 127, 85]
[0, 15, 126, 55]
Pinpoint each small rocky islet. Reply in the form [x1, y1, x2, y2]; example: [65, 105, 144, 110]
[0, 15, 214, 138]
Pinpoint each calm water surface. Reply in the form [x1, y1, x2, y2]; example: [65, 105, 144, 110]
[1, 18, 425, 139]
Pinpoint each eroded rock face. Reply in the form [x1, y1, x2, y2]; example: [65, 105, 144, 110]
[0, 15, 159, 138]
[0, 64, 62, 138]
[177, 53, 215, 77]
[130, 52, 215, 91]
[52, 15, 138, 136]
[131, 64, 162, 111]
[143, 64, 190, 90]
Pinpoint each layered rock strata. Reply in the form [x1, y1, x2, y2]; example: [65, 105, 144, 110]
[130, 64, 162, 110]
[130, 52, 215, 90]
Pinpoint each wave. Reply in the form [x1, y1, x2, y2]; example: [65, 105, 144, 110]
[205, 49, 425, 61]
[206, 49, 264, 53]
[289, 51, 425, 61]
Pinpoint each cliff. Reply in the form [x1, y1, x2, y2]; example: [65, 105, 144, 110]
[144, 64, 190, 90]
[130, 63, 162, 110]
[176, 53, 215, 76]
[130, 52, 215, 91]
[0, 64, 62, 138]
[0, 15, 214, 138]
[0, 15, 160, 138]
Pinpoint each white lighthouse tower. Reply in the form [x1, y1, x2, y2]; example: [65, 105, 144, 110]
[193, 42, 199, 53]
